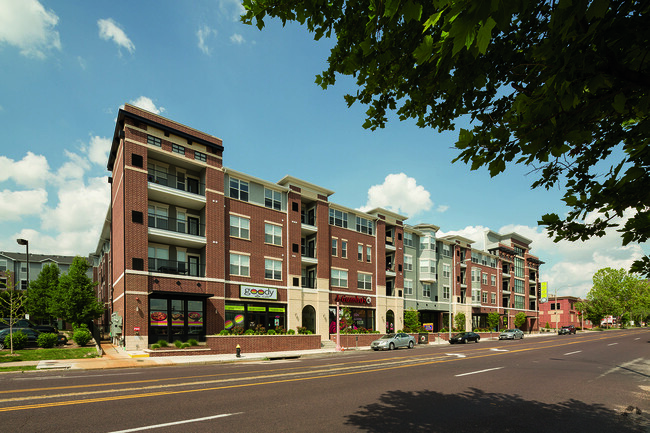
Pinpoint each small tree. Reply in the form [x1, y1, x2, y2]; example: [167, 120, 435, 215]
[26, 263, 60, 323]
[487, 312, 500, 337]
[50, 257, 103, 327]
[403, 309, 421, 333]
[454, 312, 466, 332]
[514, 312, 527, 329]
[0, 272, 27, 354]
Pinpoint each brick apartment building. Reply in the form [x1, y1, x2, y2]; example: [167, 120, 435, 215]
[93, 104, 543, 350]
[538, 295, 594, 330]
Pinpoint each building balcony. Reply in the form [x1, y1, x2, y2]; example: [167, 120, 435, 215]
[148, 170, 206, 211]
[148, 258, 205, 277]
[301, 222, 318, 235]
[148, 215, 206, 249]
[301, 252, 318, 265]
[385, 243, 396, 252]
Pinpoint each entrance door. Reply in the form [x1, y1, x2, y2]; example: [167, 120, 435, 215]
[170, 299, 186, 341]
[188, 217, 200, 236]
[188, 255, 200, 277]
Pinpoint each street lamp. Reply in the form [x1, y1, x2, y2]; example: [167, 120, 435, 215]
[16, 238, 29, 290]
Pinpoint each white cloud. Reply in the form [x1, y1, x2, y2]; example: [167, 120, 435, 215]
[0, 0, 61, 59]
[97, 18, 135, 54]
[219, 0, 246, 21]
[230, 33, 245, 45]
[86, 136, 111, 166]
[129, 96, 165, 115]
[0, 189, 48, 221]
[54, 150, 90, 183]
[359, 173, 433, 217]
[0, 152, 51, 188]
[41, 177, 110, 233]
[197, 25, 216, 55]
[436, 205, 449, 213]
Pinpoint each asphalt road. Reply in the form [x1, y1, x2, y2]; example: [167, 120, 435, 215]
[0, 329, 648, 432]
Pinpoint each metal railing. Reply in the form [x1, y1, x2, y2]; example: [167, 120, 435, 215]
[148, 214, 205, 237]
[148, 258, 205, 277]
[148, 169, 205, 196]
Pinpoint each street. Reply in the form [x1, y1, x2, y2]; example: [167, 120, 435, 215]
[0, 329, 648, 432]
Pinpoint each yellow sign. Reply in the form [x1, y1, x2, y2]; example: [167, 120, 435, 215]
[540, 282, 548, 303]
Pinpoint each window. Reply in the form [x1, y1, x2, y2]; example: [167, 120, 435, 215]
[420, 236, 435, 250]
[420, 259, 435, 274]
[331, 269, 348, 287]
[358, 244, 363, 261]
[230, 253, 250, 276]
[230, 215, 250, 239]
[341, 241, 347, 258]
[176, 210, 186, 233]
[514, 295, 525, 309]
[482, 272, 488, 285]
[329, 208, 348, 228]
[229, 178, 249, 202]
[264, 188, 282, 211]
[148, 204, 168, 230]
[194, 151, 207, 162]
[491, 275, 496, 286]
[357, 273, 372, 290]
[172, 143, 185, 155]
[514, 278, 525, 294]
[443, 264, 451, 279]
[404, 232, 414, 247]
[147, 135, 161, 147]
[423, 284, 431, 298]
[404, 279, 413, 295]
[356, 216, 374, 235]
[514, 246, 526, 256]
[471, 251, 481, 264]
[366, 246, 372, 263]
[404, 255, 413, 271]
[491, 293, 496, 304]
[482, 291, 488, 303]
[471, 268, 481, 283]
[443, 286, 450, 300]
[265, 223, 282, 245]
[331, 239, 338, 256]
[148, 162, 167, 185]
[514, 257, 524, 278]
[265, 259, 282, 280]
[442, 244, 451, 257]
[0, 260, 6, 271]
[131, 154, 143, 168]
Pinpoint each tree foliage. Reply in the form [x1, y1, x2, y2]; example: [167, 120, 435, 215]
[403, 308, 421, 332]
[243, 0, 650, 275]
[487, 312, 500, 332]
[0, 272, 27, 353]
[50, 257, 103, 327]
[514, 312, 527, 329]
[580, 267, 650, 326]
[454, 312, 465, 331]
[25, 263, 60, 322]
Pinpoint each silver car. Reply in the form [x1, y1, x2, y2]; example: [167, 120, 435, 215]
[499, 329, 524, 340]
[371, 333, 416, 350]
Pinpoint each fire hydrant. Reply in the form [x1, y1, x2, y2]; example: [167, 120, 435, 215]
[236, 344, 241, 358]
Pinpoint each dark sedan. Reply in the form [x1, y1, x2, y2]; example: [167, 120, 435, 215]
[449, 332, 480, 344]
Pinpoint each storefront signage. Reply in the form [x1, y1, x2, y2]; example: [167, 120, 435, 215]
[335, 294, 372, 305]
[241, 285, 278, 300]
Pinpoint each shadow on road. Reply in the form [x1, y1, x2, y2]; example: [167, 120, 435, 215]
[345, 387, 647, 432]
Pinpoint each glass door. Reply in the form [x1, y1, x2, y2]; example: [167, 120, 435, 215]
[170, 299, 185, 341]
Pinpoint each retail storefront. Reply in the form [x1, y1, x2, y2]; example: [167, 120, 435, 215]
[329, 294, 375, 333]
[224, 285, 286, 332]
[148, 293, 208, 344]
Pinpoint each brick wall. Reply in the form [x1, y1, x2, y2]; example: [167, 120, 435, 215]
[205, 334, 321, 354]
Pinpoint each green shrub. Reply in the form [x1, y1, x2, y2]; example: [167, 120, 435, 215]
[219, 330, 230, 335]
[4, 330, 28, 349]
[151, 344, 161, 349]
[181, 343, 190, 349]
[187, 339, 198, 346]
[287, 329, 295, 335]
[37, 332, 59, 348]
[244, 329, 255, 335]
[72, 328, 92, 346]
[267, 329, 276, 335]
[174, 340, 183, 348]
[157, 339, 169, 347]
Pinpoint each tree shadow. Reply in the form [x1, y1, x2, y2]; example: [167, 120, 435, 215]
[345, 387, 648, 432]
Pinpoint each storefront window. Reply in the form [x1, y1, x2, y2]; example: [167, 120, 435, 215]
[329, 307, 375, 333]
[148, 297, 206, 344]
[224, 302, 286, 332]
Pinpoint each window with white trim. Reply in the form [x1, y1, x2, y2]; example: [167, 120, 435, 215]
[264, 223, 282, 246]
[265, 258, 282, 280]
[404, 279, 413, 295]
[404, 232, 414, 247]
[482, 272, 488, 285]
[491, 275, 496, 286]
[229, 178, 249, 202]
[331, 269, 348, 288]
[443, 264, 450, 279]
[443, 285, 450, 300]
[341, 241, 347, 258]
[357, 273, 372, 290]
[329, 208, 348, 228]
[423, 283, 431, 298]
[482, 291, 488, 303]
[366, 246, 371, 263]
[356, 216, 374, 235]
[331, 238, 338, 256]
[230, 215, 250, 239]
[491, 293, 496, 304]
[358, 244, 363, 261]
[404, 255, 413, 271]
[264, 188, 282, 211]
[230, 253, 250, 276]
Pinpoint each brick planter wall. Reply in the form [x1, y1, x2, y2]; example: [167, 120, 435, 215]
[205, 334, 322, 354]
[331, 333, 382, 348]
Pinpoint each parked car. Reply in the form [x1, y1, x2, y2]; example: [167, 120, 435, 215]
[499, 329, 524, 340]
[371, 333, 416, 350]
[558, 325, 576, 335]
[449, 332, 480, 344]
[0, 327, 67, 349]
[0, 318, 58, 334]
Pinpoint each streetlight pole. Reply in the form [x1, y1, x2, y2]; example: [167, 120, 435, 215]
[16, 238, 29, 290]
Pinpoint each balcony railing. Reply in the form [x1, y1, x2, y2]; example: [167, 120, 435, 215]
[148, 258, 205, 277]
[148, 214, 205, 237]
[148, 169, 205, 196]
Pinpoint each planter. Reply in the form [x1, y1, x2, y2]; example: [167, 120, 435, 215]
[206, 334, 321, 354]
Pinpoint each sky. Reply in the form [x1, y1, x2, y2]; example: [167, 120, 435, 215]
[0, 0, 646, 298]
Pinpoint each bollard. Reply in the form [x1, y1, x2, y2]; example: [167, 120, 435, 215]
[236, 344, 241, 358]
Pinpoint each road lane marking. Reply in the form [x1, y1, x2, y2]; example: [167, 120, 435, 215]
[490, 349, 508, 352]
[108, 413, 243, 433]
[445, 353, 466, 358]
[563, 351, 582, 356]
[455, 367, 504, 377]
[608, 343, 618, 346]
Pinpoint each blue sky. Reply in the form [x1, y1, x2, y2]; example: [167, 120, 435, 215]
[0, 0, 646, 298]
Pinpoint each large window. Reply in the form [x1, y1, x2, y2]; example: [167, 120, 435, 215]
[265, 259, 282, 280]
[357, 273, 372, 290]
[229, 178, 249, 202]
[148, 204, 168, 230]
[514, 278, 525, 294]
[356, 216, 374, 235]
[404, 279, 413, 295]
[264, 188, 282, 211]
[442, 244, 451, 257]
[230, 253, 250, 277]
[443, 285, 450, 300]
[329, 209, 348, 228]
[443, 264, 451, 279]
[404, 255, 413, 271]
[331, 269, 348, 287]
[514, 257, 525, 278]
[230, 215, 250, 239]
[423, 284, 431, 298]
[514, 295, 525, 309]
[404, 232, 414, 247]
[420, 259, 435, 274]
[420, 236, 435, 250]
[265, 223, 282, 245]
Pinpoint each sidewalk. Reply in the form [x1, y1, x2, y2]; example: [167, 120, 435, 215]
[4, 331, 561, 371]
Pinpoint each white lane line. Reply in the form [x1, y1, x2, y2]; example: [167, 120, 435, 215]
[490, 348, 508, 352]
[108, 413, 243, 433]
[634, 338, 640, 340]
[607, 343, 618, 346]
[563, 351, 582, 356]
[445, 353, 467, 358]
[455, 367, 504, 377]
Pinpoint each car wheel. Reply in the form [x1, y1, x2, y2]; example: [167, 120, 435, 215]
[389, 342, 395, 350]
[408, 341, 414, 349]
[476, 337, 480, 343]
[521, 334, 524, 339]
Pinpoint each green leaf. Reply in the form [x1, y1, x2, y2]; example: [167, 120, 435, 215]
[413, 35, 433, 64]
[613, 93, 626, 113]
[476, 17, 496, 54]
[423, 10, 444, 32]
[384, 0, 400, 18]
[586, 0, 609, 21]
[402, 0, 422, 23]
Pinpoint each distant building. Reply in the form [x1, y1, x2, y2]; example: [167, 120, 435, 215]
[0, 251, 91, 291]
[538, 295, 593, 330]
